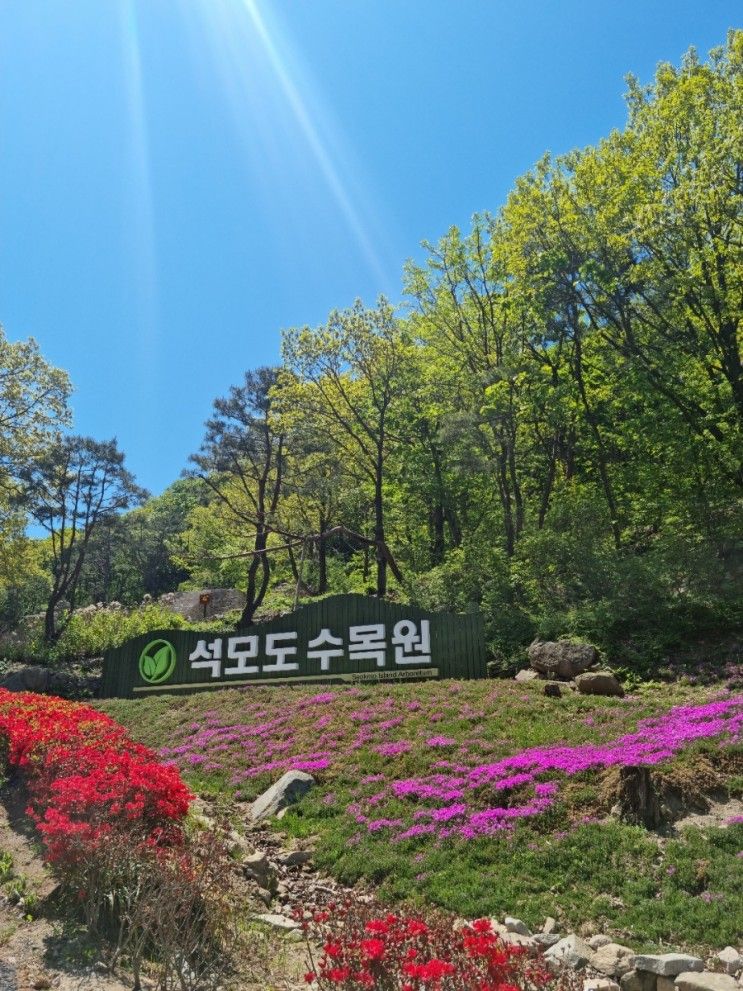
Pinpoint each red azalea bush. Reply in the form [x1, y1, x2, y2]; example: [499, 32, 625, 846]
[302, 904, 575, 991]
[0, 689, 193, 867]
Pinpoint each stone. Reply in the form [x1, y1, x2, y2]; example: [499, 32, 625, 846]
[0, 665, 51, 693]
[515, 669, 540, 683]
[249, 771, 316, 821]
[589, 936, 614, 950]
[714, 949, 742, 977]
[584, 980, 620, 991]
[614, 765, 664, 829]
[544, 935, 594, 970]
[657, 979, 675, 991]
[255, 913, 300, 932]
[544, 683, 563, 698]
[278, 850, 313, 867]
[528, 640, 598, 679]
[534, 934, 562, 947]
[591, 944, 636, 978]
[633, 955, 704, 977]
[504, 916, 532, 936]
[675, 974, 740, 991]
[542, 916, 558, 934]
[256, 887, 273, 907]
[576, 671, 625, 697]
[243, 851, 273, 887]
[620, 971, 657, 991]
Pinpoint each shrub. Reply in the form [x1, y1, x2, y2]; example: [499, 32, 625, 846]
[302, 905, 576, 991]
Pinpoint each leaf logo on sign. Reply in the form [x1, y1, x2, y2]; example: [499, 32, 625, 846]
[138, 639, 177, 685]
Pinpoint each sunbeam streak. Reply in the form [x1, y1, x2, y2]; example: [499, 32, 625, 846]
[118, 0, 159, 370]
[180, 0, 396, 289]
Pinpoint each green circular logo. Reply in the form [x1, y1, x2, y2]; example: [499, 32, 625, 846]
[138, 639, 177, 685]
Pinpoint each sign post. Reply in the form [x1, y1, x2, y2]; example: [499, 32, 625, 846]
[101, 594, 486, 698]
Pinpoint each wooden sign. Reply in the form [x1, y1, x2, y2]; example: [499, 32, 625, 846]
[101, 595, 486, 698]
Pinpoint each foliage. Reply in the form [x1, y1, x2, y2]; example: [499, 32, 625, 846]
[302, 907, 571, 991]
[18, 436, 148, 642]
[102, 679, 743, 951]
[0, 689, 246, 988]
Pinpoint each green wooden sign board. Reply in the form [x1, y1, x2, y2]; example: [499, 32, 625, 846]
[101, 594, 486, 698]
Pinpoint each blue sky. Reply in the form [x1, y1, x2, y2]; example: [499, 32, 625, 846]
[0, 1, 738, 496]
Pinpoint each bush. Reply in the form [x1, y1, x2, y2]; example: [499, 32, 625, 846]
[302, 904, 577, 990]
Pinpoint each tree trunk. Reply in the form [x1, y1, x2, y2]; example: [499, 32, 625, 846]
[374, 446, 387, 596]
[317, 514, 328, 593]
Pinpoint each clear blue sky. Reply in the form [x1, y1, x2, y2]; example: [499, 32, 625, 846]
[0, 2, 738, 496]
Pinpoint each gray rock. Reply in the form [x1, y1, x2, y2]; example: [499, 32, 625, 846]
[584, 980, 620, 991]
[621, 971, 657, 991]
[544, 683, 563, 698]
[243, 851, 274, 887]
[591, 944, 636, 978]
[634, 955, 704, 977]
[714, 949, 742, 977]
[0, 665, 50, 693]
[589, 936, 614, 950]
[515, 669, 540, 683]
[278, 850, 313, 867]
[249, 771, 315, 821]
[255, 913, 300, 932]
[657, 979, 675, 991]
[544, 935, 594, 970]
[575, 671, 624, 697]
[534, 934, 562, 947]
[528, 640, 598, 679]
[675, 974, 740, 991]
[542, 916, 558, 934]
[158, 588, 246, 622]
[504, 916, 532, 936]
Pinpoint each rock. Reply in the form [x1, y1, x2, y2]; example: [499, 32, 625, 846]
[256, 887, 273, 907]
[675, 974, 740, 991]
[227, 830, 252, 858]
[591, 944, 636, 978]
[504, 916, 532, 936]
[544, 683, 563, 698]
[243, 851, 273, 887]
[544, 935, 595, 970]
[621, 971, 657, 991]
[575, 671, 624, 697]
[0, 665, 51, 693]
[535, 934, 562, 947]
[515, 669, 540, 683]
[657, 979, 675, 991]
[714, 949, 742, 977]
[528, 640, 598, 679]
[634, 955, 704, 977]
[32, 978, 52, 990]
[590, 936, 613, 950]
[158, 588, 246, 622]
[584, 980, 620, 991]
[249, 771, 316, 821]
[255, 913, 300, 932]
[278, 850, 313, 867]
[542, 917, 558, 934]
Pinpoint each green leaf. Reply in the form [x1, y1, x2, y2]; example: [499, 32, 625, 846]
[142, 655, 156, 678]
[153, 645, 172, 677]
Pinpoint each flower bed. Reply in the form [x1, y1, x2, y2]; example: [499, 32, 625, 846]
[0, 689, 192, 866]
[157, 684, 742, 844]
[302, 904, 571, 991]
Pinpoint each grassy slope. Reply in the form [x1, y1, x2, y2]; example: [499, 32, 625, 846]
[99, 680, 743, 953]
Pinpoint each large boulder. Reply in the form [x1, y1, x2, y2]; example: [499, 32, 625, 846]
[544, 935, 594, 970]
[0, 665, 51, 693]
[528, 641, 598, 680]
[633, 955, 703, 977]
[249, 771, 315, 822]
[576, 671, 624, 697]
[158, 588, 246, 622]
[591, 944, 636, 978]
[674, 974, 740, 991]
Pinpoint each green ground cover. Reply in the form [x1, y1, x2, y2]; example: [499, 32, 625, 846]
[100, 680, 743, 953]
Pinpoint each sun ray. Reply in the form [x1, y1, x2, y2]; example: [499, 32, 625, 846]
[178, 0, 397, 291]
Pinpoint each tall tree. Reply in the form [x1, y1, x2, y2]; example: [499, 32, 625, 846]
[188, 368, 287, 626]
[18, 436, 147, 641]
[281, 298, 411, 596]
